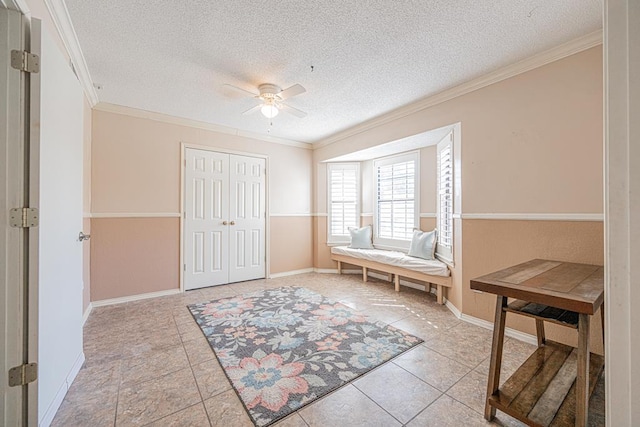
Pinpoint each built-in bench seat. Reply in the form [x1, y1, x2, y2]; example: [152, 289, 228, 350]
[330, 246, 452, 304]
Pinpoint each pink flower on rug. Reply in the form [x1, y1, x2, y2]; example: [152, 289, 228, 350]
[227, 353, 308, 412]
[253, 338, 266, 345]
[315, 338, 340, 351]
[331, 332, 349, 341]
[202, 297, 254, 318]
[311, 303, 367, 326]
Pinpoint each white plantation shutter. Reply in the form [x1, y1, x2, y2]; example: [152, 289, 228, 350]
[327, 163, 360, 243]
[374, 152, 419, 248]
[437, 133, 454, 260]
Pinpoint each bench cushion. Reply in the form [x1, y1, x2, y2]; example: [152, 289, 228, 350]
[331, 246, 450, 277]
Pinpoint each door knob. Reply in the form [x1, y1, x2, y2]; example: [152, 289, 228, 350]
[222, 221, 228, 225]
[78, 232, 91, 242]
[230, 221, 236, 226]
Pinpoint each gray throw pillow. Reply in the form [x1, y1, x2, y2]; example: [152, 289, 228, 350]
[407, 229, 437, 260]
[348, 226, 374, 249]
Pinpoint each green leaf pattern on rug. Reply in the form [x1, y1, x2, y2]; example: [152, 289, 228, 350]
[188, 286, 423, 427]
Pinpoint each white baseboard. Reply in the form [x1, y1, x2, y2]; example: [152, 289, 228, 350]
[445, 300, 462, 318]
[39, 351, 85, 427]
[82, 303, 92, 325]
[313, 268, 339, 274]
[442, 301, 537, 346]
[91, 289, 181, 307]
[460, 313, 538, 346]
[269, 268, 314, 278]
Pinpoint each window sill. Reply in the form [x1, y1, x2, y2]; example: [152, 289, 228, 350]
[436, 253, 454, 268]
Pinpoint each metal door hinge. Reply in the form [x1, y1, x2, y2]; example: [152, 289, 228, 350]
[8, 363, 37, 387]
[9, 208, 39, 228]
[10, 50, 40, 73]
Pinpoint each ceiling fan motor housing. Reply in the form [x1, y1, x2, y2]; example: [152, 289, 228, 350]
[258, 83, 282, 102]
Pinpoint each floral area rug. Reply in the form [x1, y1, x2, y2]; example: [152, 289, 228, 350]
[188, 286, 423, 427]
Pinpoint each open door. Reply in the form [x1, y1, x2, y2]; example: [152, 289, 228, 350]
[0, 6, 40, 427]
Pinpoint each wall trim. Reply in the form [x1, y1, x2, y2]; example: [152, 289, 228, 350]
[42, 0, 99, 106]
[39, 351, 85, 427]
[269, 213, 314, 217]
[3, 0, 30, 14]
[82, 303, 92, 326]
[445, 300, 462, 318]
[460, 313, 538, 346]
[269, 268, 314, 278]
[92, 289, 181, 307]
[90, 212, 181, 218]
[443, 301, 538, 346]
[94, 102, 311, 149]
[419, 213, 437, 218]
[314, 30, 603, 149]
[461, 213, 604, 221]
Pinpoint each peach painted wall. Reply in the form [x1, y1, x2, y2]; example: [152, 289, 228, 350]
[270, 217, 314, 273]
[90, 218, 179, 300]
[90, 110, 314, 300]
[312, 47, 603, 328]
[462, 220, 604, 354]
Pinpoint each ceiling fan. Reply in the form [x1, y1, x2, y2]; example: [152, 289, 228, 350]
[224, 83, 307, 119]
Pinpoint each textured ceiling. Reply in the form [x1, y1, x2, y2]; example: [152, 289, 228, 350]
[65, 0, 602, 144]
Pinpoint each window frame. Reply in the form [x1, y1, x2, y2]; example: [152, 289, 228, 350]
[436, 132, 454, 263]
[372, 151, 420, 251]
[326, 162, 361, 245]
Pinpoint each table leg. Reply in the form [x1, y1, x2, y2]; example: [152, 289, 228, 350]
[576, 313, 590, 426]
[535, 319, 546, 347]
[485, 295, 508, 420]
[600, 306, 605, 354]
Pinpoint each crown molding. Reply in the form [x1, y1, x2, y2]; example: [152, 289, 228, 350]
[94, 102, 312, 150]
[43, 0, 99, 106]
[2, 0, 30, 14]
[313, 30, 603, 149]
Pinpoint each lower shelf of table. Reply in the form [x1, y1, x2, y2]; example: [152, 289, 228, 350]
[488, 340, 604, 427]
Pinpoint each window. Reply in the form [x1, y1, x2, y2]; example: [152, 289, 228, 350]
[437, 132, 454, 261]
[327, 163, 360, 244]
[373, 152, 419, 249]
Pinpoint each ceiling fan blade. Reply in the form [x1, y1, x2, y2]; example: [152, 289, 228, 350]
[280, 103, 307, 118]
[224, 84, 259, 97]
[242, 104, 262, 115]
[279, 84, 306, 100]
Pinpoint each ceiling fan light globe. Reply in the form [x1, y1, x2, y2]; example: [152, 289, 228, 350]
[261, 104, 279, 118]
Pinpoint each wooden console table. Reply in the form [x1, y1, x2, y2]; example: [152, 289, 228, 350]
[471, 259, 604, 427]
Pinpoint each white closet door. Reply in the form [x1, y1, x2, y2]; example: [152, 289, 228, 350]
[229, 155, 266, 283]
[184, 149, 229, 289]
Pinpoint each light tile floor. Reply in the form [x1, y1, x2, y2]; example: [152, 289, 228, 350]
[52, 273, 605, 426]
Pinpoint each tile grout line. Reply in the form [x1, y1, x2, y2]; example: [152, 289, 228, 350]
[176, 309, 216, 427]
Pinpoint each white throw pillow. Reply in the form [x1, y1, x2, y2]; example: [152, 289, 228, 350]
[407, 229, 437, 260]
[348, 226, 374, 249]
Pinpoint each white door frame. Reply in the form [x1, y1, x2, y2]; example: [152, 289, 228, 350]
[180, 142, 270, 292]
[0, 4, 39, 426]
[604, 0, 638, 425]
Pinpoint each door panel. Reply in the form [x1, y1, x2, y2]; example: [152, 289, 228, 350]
[38, 26, 84, 425]
[184, 149, 229, 289]
[229, 155, 266, 283]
